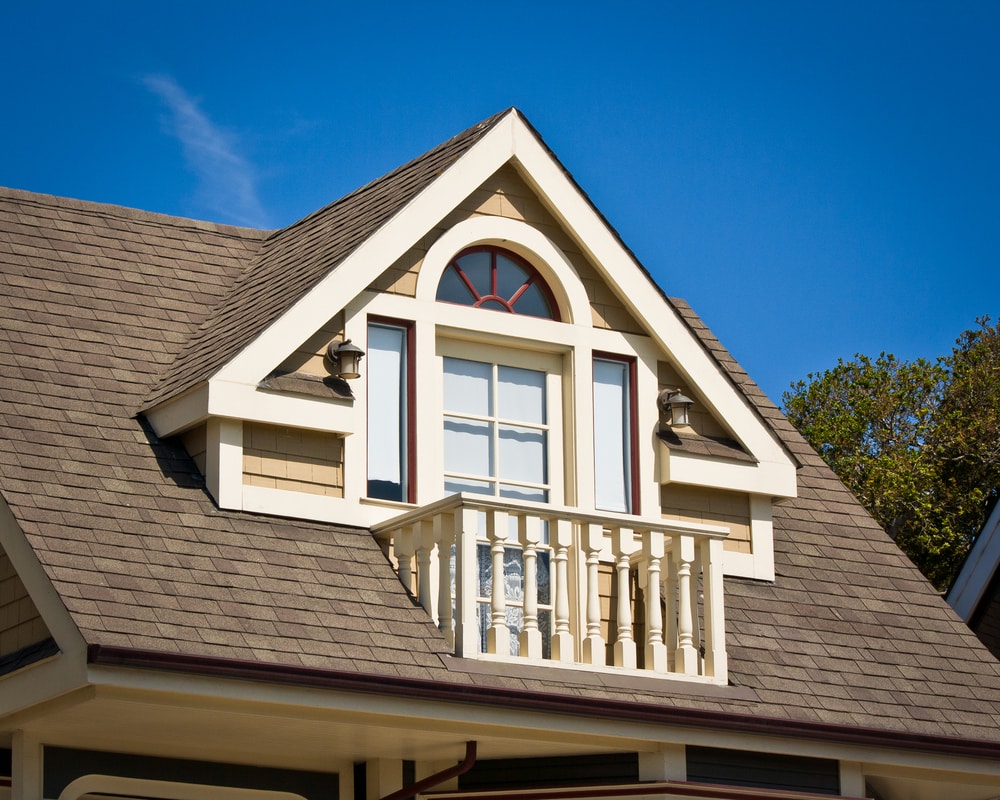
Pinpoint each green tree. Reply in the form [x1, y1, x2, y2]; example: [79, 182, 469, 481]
[783, 319, 1000, 590]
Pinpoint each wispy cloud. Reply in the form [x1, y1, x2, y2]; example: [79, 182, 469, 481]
[143, 74, 269, 227]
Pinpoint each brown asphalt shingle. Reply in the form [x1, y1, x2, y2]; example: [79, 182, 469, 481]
[3, 111, 1000, 744]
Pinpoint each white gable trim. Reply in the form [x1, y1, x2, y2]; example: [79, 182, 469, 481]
[949, 500, 1000, 621]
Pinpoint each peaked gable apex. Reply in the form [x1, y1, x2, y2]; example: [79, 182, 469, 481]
[145, 109, 795, 498]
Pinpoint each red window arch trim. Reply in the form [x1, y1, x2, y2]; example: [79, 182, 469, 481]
[436, 246, 561, 321]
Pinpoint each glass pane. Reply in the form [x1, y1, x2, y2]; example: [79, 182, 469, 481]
[506, 607, 523, 656]
[500, 485, 548, 504]
[367, 324, 406, 501]
[498, 366, 545, 424]
[495, 253, 531, 300]
[477, 543, 491, 596]
[537, 550, 551, 604]
[504, 546, 524, 601]
[477, 603, 489, 653]
[455, 251, 491, 297]
[593, 359, 631, 513]
[499, 424, 546, 485]
[445, 477, 494, 496]
[436, 265, 477, 305]
[444, 417, 493, 477]
[443, 357, 492, 416]
[539, 609, 552, 659]
[511, 284, 553, 319]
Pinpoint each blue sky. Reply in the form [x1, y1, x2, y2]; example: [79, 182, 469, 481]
[3, 2, 998, 404]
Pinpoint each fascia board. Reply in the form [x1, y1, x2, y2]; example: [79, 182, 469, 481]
[665, 450, 797, 498]
[0, 496, 87, 659]
[949, 501, 1000, 621]
[144, 384, 210, 438]
[213, 114, 518, 390]
[510, 122, 794, 477]
[207, 380, 358, 435]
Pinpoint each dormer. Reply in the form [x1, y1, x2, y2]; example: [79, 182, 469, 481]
[143, 109, 797, 685]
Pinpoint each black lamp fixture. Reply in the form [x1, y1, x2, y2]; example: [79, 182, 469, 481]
[657, 388, 694, 428]
[326, 339, 365, 380]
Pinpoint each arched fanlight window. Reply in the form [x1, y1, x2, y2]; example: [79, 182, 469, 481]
[436, 247, 560, 321]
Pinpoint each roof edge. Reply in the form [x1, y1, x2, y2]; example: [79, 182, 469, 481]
[87, 644, 1000, 760]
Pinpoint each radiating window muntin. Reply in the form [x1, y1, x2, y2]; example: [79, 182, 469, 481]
[436, 246, 559, 320]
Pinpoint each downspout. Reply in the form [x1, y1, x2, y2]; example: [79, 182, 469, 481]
[378, 741, 477, 800]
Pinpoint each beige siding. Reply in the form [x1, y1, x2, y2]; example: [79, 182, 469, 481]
[364, 165, 646, 335]
[243, 422, 344, 497]
[0, 545, 50, 656]
[180, 424, 208, 477]
[661, 484, 752, 554]
[658, 361, 731, 440]
[275, 313, 344, 378]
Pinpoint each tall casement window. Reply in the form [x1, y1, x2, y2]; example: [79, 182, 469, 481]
[436, 246, 559, 320]
[367, 320, 413, 502]
[593, 356, 637, 514]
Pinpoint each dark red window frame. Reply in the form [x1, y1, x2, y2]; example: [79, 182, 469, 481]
[368, 315, 417, 504]
[593, 351, 640, 516]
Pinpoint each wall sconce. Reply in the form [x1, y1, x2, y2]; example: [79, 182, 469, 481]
[657, 389, 694, 428]
[326, 339, 365, 380]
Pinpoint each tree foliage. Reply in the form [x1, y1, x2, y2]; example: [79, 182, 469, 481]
[783, 318, 1000, 590]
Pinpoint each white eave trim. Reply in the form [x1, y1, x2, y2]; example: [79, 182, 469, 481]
[948, 501, 1000, 622]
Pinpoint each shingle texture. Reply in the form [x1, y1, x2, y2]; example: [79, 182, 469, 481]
[3, 112, 1000, 746]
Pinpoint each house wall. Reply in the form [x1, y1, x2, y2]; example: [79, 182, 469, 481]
[661, 485, 752, 554]
[243, 423, 344, 498]
[276, 314, 344, 378]
[0, 545, 50, 656]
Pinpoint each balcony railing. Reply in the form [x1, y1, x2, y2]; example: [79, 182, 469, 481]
[372, 493, 729, 683]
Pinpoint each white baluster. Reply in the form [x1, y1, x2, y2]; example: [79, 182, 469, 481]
[643, 530, 667, 673]
[395, 526, 415, 595]
[550, 518, 574, 662]
[674, 534, 698, 675]
[611, 527, 636, 669]
[519, 514, 542, 659]
[454, 505, 479, 658]
[665, 547, 678, 669]
[581, 523, 606, 666]
[416, 519, 434, 613]
[486, 510, 510, 656]
[434, 512, 455, 648]
[701, 537, 727, 682]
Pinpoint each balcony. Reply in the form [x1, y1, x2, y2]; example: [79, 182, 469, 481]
[372, 494, 729, 683]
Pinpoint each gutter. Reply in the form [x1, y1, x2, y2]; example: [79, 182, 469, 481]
[87, 644, 1000, 761]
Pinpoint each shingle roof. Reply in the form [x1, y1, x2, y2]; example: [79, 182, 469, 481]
[2, 113, 1000, 747]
